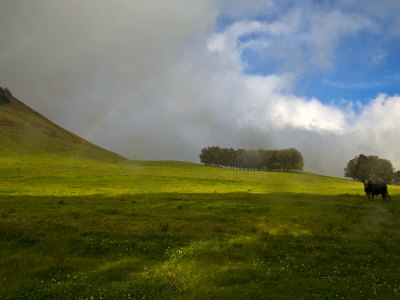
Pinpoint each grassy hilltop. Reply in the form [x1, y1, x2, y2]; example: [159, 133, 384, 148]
[0, 87, 125, 162]
[1, 89, 400, 299]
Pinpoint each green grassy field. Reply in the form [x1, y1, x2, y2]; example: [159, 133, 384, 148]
[1, 158, 400, 299]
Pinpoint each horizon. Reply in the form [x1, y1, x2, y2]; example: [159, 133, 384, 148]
[1, 0, 400, 177]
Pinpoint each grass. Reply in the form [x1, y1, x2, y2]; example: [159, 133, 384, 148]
[0, 157, 361, 196]
[1, 158, 400, 299]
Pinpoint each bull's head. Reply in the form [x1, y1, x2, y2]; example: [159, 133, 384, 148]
[364, 179, 369, 189]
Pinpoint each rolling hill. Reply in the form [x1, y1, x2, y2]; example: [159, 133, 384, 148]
[0, 86, 125, 162]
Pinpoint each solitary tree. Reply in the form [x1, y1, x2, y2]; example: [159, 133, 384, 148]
[344, 154, 394, 183]
[393, 171, 400, 185]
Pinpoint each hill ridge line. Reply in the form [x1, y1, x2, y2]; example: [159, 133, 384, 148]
[0, 86, 127, 161]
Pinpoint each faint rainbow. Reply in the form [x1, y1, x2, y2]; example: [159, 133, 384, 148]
[81, 81, 154, 143]
[69, 81, 154, 160]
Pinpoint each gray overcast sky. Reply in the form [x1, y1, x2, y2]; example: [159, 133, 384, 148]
[1, 0, 400, 177]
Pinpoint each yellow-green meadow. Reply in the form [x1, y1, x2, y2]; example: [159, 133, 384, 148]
[1, 158, 400, 299]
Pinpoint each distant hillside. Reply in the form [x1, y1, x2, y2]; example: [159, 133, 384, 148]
[0, 87, 126, 162]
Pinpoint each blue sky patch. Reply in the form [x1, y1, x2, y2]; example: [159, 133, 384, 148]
[219, 1, 400, 108]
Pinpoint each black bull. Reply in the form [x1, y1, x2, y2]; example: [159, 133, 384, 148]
[363, 180, 391, 200]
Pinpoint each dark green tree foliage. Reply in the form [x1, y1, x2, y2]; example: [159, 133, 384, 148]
[393, 171, 400, 185]
[0, 87, 11, 104]
[199, 147, 304, 171]
[344, 154, 394, 183]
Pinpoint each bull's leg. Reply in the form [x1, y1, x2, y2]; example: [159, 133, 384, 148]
[366, 193, 371, 200]
[383, 192, 391, 201]
[382, 192, 387, 201]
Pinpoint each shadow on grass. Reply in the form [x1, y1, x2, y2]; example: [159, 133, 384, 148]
[0, 191, 371, 203]
[1, 192, 400, 299]
[0, 192, 398, 242]
[0, 191, 395, 215]
[0, 191, 397, 225]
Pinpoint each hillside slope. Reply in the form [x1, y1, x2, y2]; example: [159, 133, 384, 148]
[0, 87, 125, 162]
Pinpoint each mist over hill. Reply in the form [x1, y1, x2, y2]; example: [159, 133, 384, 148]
[0, 87, 125, 162]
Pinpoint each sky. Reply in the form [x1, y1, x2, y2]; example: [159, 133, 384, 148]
[1, 0, 400, 177]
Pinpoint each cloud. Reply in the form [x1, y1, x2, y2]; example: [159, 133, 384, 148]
[321, 79, 384, 89]
[0, 0, 219, 131]
[1, 0, 400, 178]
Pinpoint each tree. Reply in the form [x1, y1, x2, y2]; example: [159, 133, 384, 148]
[344, 154, 371, 181]
[236, 149, 248, 169]
[344, 156, 358, 179]
[344, 154, 394, 183]
[283, 148, 304, 171]
[199, 146, 304, 172]
[368, 156, 394, 183]
[393, 171, 400, 185]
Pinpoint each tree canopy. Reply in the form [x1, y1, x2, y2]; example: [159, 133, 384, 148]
[199, 147, 304, 171]
[393, 171, 400, 185]
[344, 154, 394, 183]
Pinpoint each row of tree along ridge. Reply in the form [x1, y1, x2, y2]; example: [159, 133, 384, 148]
[200, 146, 304, 171]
